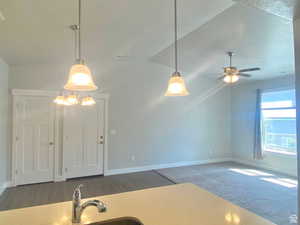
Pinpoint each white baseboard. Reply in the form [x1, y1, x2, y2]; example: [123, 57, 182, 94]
[104, 158, 233, 176]
[105, 157, 297, 178]
[232, 158, 297, 178]
[54, 176, 66, 182]
[0, 181, 12, 196]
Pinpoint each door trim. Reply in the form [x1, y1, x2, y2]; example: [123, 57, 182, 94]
[11, 89, 110, 185]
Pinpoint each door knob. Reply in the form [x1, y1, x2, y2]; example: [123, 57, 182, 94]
[49, 142, 54, 146]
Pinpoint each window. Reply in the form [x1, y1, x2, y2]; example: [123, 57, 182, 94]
[261, 89, 297, 155]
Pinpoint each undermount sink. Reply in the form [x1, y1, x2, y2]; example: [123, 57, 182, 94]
[87, 217, 143, 225]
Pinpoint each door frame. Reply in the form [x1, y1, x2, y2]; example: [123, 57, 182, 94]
[11, 89, 110, 186]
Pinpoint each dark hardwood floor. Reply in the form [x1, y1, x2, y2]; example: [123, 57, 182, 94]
[0, 171, 174, 211]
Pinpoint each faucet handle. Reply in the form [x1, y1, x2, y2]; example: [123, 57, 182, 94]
[73, 184, 83, 202]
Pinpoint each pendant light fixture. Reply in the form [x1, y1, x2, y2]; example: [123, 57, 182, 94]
[54, 95, 66, 105]
[64, 0, 98, 91]
[66, 94, 80, 105]
[81, 96, 96, 106]
[165, 0, 189, 96]
[54, 92, 96, 106]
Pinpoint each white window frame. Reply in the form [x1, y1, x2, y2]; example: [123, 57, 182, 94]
[260, 89, 297, 156]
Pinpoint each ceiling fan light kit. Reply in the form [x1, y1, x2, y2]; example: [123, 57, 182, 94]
[223, 74, 239, 83]
[219, 51, 261, 84]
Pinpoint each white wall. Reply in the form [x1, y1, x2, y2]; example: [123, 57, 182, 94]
[0, 58, 9, 190]
[231, 76, 297, 177]
[9, 60, 232, 173]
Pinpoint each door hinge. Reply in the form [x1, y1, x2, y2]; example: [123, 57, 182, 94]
[15, 169, 18, 175]
[15, 136, 19, 141]
[65, 168, 68, 173]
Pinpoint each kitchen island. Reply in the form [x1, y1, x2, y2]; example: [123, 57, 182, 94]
[0, 183, 275, 225]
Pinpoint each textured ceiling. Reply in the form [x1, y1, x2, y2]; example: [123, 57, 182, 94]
[234, 0, 297, 21]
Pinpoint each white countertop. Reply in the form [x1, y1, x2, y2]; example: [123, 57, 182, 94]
[0, 183, 275, 225]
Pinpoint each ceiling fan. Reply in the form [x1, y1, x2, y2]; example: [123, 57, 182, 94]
[219, 52, 261, 84]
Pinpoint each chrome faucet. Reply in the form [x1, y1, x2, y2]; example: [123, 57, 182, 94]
[72, 184, 107, 224]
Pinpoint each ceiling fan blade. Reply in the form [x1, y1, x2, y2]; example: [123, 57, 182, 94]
[239, 67, 260, 72]
[239, 73, 251, 77]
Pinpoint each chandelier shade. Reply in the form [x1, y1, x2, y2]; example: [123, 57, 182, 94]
[66, 94, 79, 105]
[53, 95, 66, 105]
[81, 96, 96, 106]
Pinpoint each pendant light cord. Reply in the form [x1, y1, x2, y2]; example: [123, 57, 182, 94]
[78, 0, 82, 61]
[74, 26, 78, 60]
[174, 0, 178, 73]
[229, 52, 233, 67]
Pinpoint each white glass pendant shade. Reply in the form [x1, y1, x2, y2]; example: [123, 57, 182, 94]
[64, 63, 98, 91]
[66, 94, 79, 105]
[54, 95, 72, 106]
[81, 96, 96, 106]
[54, 95, 66, 105]
[165, 72, 189, 96]
[223, 74, 239, 84]
[63, 98, 72, 106]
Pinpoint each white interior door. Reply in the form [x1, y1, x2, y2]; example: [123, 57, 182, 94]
[15, 96, 55, 185]
[63, 99, 105, 179]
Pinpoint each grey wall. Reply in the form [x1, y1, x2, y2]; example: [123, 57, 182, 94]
[231, 76, 297, 176]
[0, 58, 9, 188]
[9, 60, 232, 172]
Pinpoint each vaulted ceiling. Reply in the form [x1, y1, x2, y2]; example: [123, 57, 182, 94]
[0, 0, 296, 81]
[153, 2, 294, 81]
